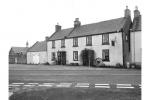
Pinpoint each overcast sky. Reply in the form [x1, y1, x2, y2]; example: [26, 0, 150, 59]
[0, 0, 142, 48]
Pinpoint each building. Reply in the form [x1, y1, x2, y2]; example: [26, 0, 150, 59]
[130, 6, 141, 67]
[9, 46, 29, 64]
[47, 6, 132, 67]
[27, 40, 47, 64]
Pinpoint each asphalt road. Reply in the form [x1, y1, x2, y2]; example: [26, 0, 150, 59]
[9, 64, 141, 85]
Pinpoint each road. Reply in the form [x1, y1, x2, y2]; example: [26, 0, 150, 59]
[9, 64, 141, 85]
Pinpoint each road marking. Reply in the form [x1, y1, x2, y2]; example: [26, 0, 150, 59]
[56, 83, 72, 88]
[95, 83, 110, 88]
[75, 83, 89, 88]
[95, 84, 109, 86]
[75, 85, 89, 87]
[28, 83, 38, 84]
[12, 83, 24, 85]
[95, 86, 110, 88]
[76, 83, 89, 85]
[117, 84, 132, 86]
[117, 86, 134, 89]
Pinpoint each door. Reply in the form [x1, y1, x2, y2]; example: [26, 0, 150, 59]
[33, 54, 39, 64]
[57, 51, 66, 65]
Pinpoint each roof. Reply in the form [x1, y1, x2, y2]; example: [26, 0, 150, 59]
[49, 17, 127, 40]
[132, 15, 141, 31]
[10, 47, 29, 54]
[28, 41, 47, 52]
[49, 28, 73, 40]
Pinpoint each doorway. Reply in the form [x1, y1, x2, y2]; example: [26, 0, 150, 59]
[57, 51, 66, 65]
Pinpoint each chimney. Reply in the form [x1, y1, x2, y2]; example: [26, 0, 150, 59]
[26, 41, 29, 47]
[74, 18, 81, 28]
[124, 6, 131, 17]
[55, 23, 61, 32]
[45, 36, 49, 41]
[134, 6, 140, 18]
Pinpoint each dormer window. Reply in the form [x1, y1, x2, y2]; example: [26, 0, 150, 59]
[61, 39, 65, 48]
[73, 37, 78, 47]
[86, 36, 92, 46]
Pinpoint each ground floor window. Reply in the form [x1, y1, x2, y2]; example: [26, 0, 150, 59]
[73, 51, 78, 61]
[51, 52, 55, 61]
[102, 49, 109, 61]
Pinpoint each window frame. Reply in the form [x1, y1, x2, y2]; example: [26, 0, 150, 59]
[102, 34, 109, 45]
[86, 35, 92, 46]
[102, 49, 109, 61]
[73, 37, 78, 47]
[52, 40, 55, 48]
[73, 51, 78, 61]
[61, 39, 65, 48]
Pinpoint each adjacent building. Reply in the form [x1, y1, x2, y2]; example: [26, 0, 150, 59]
[9, 46, 29, 64]
[130, 6, 141, 67]
[47, 6, 132, 67]
[27, 41, 47, 64]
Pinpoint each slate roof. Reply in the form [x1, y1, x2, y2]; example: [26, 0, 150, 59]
[132, 15, 141, 31]
[11, 47, 29, 54]
[28, 41, 47, 52]
[49, 17, 127, 40]
[49, 28, 73, 40]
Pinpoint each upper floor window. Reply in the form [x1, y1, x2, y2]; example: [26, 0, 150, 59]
[102, 49, 109, 61]
[86, 36, 92, 46]
[73, 51, 78, 61]
[73, 37, 78, 47]
[61, 39, 65, 48]
[102, 34, 109, 45]
[52, 40, 55, 48]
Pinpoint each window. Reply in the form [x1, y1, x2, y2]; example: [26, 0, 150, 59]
[51, 52, 55, 61]
[73, 37, 78, 47]
[61, 39, 65, 48]
[73, 51, 78, 61]
[111, 41, 115, 46]
[52, 40, 55, 48]
[102, 49, 109, 61]
[102, 34, 109, 45]
[86, 36, 92, 46]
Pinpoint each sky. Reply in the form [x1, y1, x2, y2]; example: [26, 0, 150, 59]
[0, 0, 142, 48]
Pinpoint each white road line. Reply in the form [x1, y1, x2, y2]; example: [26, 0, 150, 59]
[117, 86, 134, 89]
[95, 86, 110, 88]
[38, 84, 53, 87]
[95, 84, 109, 86]
[9, 84, 20, 87]
[117, 84, 132, 86]
[56, 83, 72, 88]
[27, 83, 38, 84]
[12, 83, 24, 85]
[76, 83, 89, 85]
[75, 85, 89, 88]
